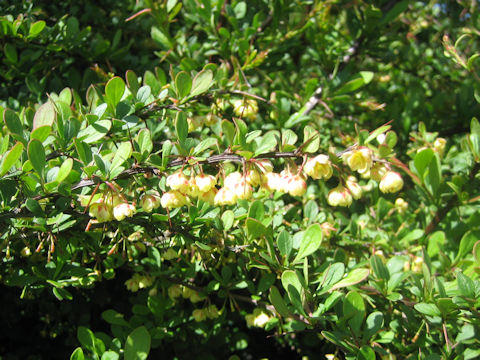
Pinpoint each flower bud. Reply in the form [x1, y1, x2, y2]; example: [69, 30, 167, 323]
[214, 187, 237, 205]
[166, 171, 190, 192]
[192, 309, 207, 322]
[345, 176, 363, 200]
[286, 173, 307, 196]
[246, 309, 271, 328]
[233, 99, 258, 120]
[113, 203, 136, 221]
[379, 171, 404, 193]
[182, 286, 194, 299]
[342, 147, 373, 174]
[160, 191, 187, 209]
[140, 193, 161, 212]
[395, 198, 408, 213]
[246, 169, 262, 187]
[433, 137, 446, 156]
[125, 276, 140, 292]
[304, 154, 333, 180]
[195, 174, 217, 192]
[89, 202, 113, 222]
[327, 185, 353, 207]
[189, 291, 206, 303]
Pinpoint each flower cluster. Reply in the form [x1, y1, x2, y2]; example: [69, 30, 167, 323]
[167, 284, 206, 303]
[86, 193, 136, 222]
[192, 305, 220, 322]
[245, 308, 271, 328]
[124, 273, 155, 292]
[233, 99, 258, 120]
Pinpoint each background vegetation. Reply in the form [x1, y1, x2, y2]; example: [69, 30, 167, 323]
[1, 1, 480, 359]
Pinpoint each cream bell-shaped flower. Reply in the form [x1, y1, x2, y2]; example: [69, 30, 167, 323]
[166, 171, 190, 192]
[223, 171, 243, 189]
[195, 174, 216, 192]
[433, 137, 446, 155]
[345, 176, 363, 200]
[327, 185, 353, 207]
[214, 187, 237, 205]
[140, 193, 161, 212]
[286, 174, 307, 196]
[256, 159, 273, 173]
[265, 172, 282, 192]
[246, 169, 263, 187]
[379, 171, 404, 193]
[342, 147, 373, 174]
[206, 305, 220, 319]
[186, 177, 200, 198]
[168, 284, 183, 300]
[160, 190, 187, 209]
[304, 154, 333, 180]
[89, 202, 113, 222]
[395, 198, 408, 213]
[192, 309, 207, 322]
[233, 99, 258, 120]
[370, 163, 387, 182]
[231, 179, 253, 200]
[198, 188, 217, 205]
[113, 203, 136, 221]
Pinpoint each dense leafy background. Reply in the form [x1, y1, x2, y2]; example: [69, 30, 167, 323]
[1, 1, 480, 359]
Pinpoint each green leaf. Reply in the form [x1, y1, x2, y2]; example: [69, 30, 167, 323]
[126, 70, 140, 97]
[101, 351, 119, 360]
[56, 158, 73, 183]
[357, 346, 376, 360]
[4, 43, 18, 63]
[248, 200, 264, 221]
[28, 20, 46, 38]
[302, 125, 319, 153]
[102, 309, 130, 327]
[457, 272, 475, 299]
[33, 102, 56, 130]
[268, 286, 290, 317]
[190, 69, 214, 97]
[414, 302, 441, 317]
[370, 255, 390, 281]
[175, 112, 188, 145]
[110, 142, 132, 174]
[136, 129, 153, 159]
[77, 326, 96, 353]
[193, 137, 217, 156]
[161, 140, 173, 168]
[413, 148, 434, 179]
[364, 311, 384, 340]
[221, 210, 234, 231]
[105, 77, 125, 110]
[453, 231, 480, 265]
[277, 230, 292, 258]
[77, 120, 112, 144]
[246, 218, 267, 239]
[222, 120, 235, 146]
[124, 326, 151, 360]
[70, 347, 85, 360]
[175, 71, 192, 99]
[293, 223, 322, 263]
[343, 291, 365, 333]
[329, 268, 370, 292]
[30, 125, 51, 143]
[380, 0, 408, 25]
[281, 270, 305, 316]
[365, 125, 391, 144]
[318, 263, 345, 292]
[254, 131, 278, 156]
[4, 109, 23, 137]
[336, 71, 374, 95]
[28, 139, 46, 179]
[0, 142, 23, 176]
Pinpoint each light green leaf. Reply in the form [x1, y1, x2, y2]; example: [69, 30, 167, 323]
[343, 291, 365, 333]
[70, 347, 85, 360]
[254, 131, 278, 156]
[77, 120, 112, 144]
[137, 128, 153, 158]
[175, 71, 192, 99]
[248, 200, 264, 221]
[30, 125, 51, 143]
[175, 112, 188, 145]
[28, 20, 46, 38]
[33, 101, 57, 130]
[4, 109, 23, 136]
[357, 346, 376, 360]
[293, 223, 322, 263]
[336, 71, 374, 95]
[414, 302, 441, 317]
[126, 70, 140, 97]
[246, 218, 267, 239]
[221, 210, 234, 231]
[193, 137, 217, 155]
[302, 125, 319, 153]
[56, 158, 73, 183]
[281, 270, 305, 316]
[105, 77, 125, 109]
[277, 230, 292, 258]
[329, 268, 370, 292]
[413, 148, 434, 179]
[101, 309, 130, 327]
[124, 326, 151, 360]
[0, 142, 23, 176]
[190, 69, 213, 97]
[111, 142, 133, 174]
